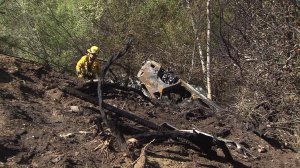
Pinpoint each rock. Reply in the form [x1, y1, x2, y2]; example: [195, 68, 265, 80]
[258, 145, 267, 153]
[127, 138, 139, 151]
[70, 106, 80, 112]
[51, 154, 64, 163]
[127, 138, 138, 145]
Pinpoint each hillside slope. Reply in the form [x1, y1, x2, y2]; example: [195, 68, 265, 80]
[0, 55, 299, 167]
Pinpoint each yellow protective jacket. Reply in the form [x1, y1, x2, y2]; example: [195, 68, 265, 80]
[76, 55, 100, 78]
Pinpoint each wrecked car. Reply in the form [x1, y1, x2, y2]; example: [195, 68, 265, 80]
[137, 60, 222, 111]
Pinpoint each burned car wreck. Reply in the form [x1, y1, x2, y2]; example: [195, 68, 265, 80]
[137, 60, 221, 111]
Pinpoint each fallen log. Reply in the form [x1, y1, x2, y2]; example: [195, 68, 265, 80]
[179, 79, 223, 112]
[75, 81, 158, 106]
[60, 86, 256, 162]
[103, 83, 158, 106]
[253, 130, 283, 149]
[60, 86, 160, 130]
[132, 130, 233, 161]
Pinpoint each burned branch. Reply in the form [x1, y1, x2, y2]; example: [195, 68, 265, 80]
[74, 82, 158, 106]
[60, 85, 256, 163]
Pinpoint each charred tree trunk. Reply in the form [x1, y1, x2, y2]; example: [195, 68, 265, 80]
[97, 38, 133, 150]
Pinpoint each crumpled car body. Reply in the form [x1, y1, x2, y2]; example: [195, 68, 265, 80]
[137, 60, 222, 112]
[137, 60, 181, 99]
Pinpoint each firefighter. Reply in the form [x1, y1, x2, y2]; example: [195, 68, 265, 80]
[76, 46, 101, 79]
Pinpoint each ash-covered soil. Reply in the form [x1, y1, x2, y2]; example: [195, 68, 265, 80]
[0, 54, 299, 167]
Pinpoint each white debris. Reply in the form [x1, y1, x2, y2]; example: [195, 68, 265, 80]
[70, 106, 80, 112]
[59, 133, 74, 138]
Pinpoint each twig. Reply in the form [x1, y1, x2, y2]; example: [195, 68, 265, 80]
[132, 139, 155, 168]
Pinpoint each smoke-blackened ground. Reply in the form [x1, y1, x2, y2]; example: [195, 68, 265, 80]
[0, 55, 299, 167]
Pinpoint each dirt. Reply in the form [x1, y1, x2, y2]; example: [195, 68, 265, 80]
[0, 54, 299, 168]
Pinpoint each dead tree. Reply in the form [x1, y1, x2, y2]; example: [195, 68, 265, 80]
[185, 0, 206, 74]
[206, 0, 212, 100]
[97, 38, 133, 150]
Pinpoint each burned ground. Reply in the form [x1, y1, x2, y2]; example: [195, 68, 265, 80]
[0, 54, 299, 167]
